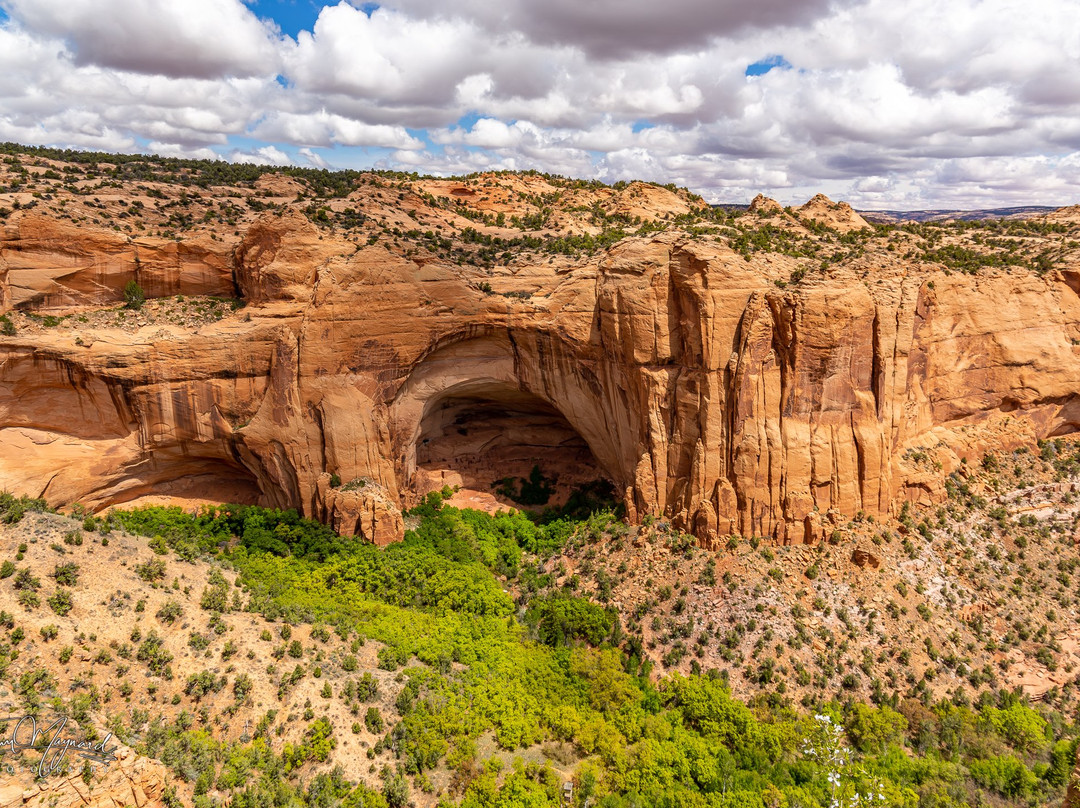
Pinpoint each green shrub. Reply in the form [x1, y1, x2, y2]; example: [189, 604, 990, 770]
[233, 673, 253, 701]
[47, 589, 73, 615]
[135, 558, 167, 582]
[123, 279, 145, 310]
[53, 562, 79, 586]
[376, 646, 405, 671]
[357, 672, 378, 701]
[969, 755, 1038, 798]
[364, 706, 384, 734]
[201, 570, 230, 612]
[136, 630, 174, 676]
[156, 600, 183, 624]
[13, 568, 40, 590]
[524, 595, 613, 647]
[0, 492, 49, 524]
[184, 670, 224, 701]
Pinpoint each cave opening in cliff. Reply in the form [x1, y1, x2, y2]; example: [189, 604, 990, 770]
[104, 455, 263, 512]
[414, 382, 613, 513]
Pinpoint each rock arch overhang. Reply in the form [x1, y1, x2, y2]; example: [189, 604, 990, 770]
[0, 350, 265, 511]
[389, 329, 634, 510]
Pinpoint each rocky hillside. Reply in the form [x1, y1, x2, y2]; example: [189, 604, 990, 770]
[3, 144, 1080, 550]
[0, 463, 1078, 808]
[542, 435, 1080, 707]
[0, 507, 426, 807]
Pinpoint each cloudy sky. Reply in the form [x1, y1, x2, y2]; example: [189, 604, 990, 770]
[0, 0, 1077, 209]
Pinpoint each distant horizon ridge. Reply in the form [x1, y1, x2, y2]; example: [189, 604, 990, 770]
[0, 140, 1072, 218]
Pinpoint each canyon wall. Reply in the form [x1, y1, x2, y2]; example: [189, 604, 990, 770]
[0, 212, 237, 310]
[3, 211, 1080, 545]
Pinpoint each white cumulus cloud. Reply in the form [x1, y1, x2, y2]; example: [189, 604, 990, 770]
[2, 0, 282, 79]
[0, 0, 1078, 207]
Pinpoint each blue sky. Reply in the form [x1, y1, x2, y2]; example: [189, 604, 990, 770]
[247, 0, 379, 37]
[0, 0, 1077, 209]
[248, 0, 323, 37]
[745, 55, 792, 77]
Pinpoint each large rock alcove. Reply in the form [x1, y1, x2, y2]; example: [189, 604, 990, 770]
[413, 380, 612, 511]
[389, 332, 626, 514]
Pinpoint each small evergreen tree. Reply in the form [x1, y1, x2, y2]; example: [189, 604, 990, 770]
[123, 279, 145, 310]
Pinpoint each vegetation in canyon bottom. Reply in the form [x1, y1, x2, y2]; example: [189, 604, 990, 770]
[0, 488, 1077, 808]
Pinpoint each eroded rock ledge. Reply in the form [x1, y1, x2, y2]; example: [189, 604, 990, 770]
[4, 205, 1080, 546]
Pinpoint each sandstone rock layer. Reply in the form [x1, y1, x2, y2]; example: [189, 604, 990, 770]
[4, 208, 1080, 546]
[1, 212, 236, 310]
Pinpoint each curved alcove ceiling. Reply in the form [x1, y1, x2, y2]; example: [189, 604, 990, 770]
[414, 379, 612, 509]
[390, 331, 631, 491]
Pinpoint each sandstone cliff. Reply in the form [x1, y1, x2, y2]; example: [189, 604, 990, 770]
[1, 158, 1079, 546]
[1066, 741, 1080, 808]
[1, 211, 235, 311]
[0, 746, 171, 808]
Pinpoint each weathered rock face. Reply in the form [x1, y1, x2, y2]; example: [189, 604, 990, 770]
[748, 193, 783, 215]
[797, 193, 871, 232]
[0, 211, 236, 311]
[0, 744, 171, 808]
[3, 208, 1080, 546]
[233, 211, 321, 303]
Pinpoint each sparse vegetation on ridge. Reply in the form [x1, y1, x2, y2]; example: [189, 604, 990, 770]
[1, 142, 1073, 277]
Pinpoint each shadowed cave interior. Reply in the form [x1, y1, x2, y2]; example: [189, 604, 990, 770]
[414, 382, 612, 513]
[100, 453, 263, 512]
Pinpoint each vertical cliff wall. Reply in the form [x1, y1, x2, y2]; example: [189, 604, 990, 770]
[3, 212, 1080, 545]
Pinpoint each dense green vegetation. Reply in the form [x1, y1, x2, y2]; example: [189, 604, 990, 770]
[0, 492, 52, 523]
[89, 496, 1079, 807]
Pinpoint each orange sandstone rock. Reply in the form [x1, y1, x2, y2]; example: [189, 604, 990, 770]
[0, 211, 235, 311]
[797, 193, 870, 232]
[3, 207, 1080, 547]
[748, 193, 783, 215]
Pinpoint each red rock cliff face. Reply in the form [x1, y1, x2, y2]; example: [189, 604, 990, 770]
[0, 211, 236, 310]
[3, 212, 1080, 546]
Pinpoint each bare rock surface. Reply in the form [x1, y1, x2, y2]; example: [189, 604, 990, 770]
[2, 161, 1080, 547]
[797, 193, 871, 231]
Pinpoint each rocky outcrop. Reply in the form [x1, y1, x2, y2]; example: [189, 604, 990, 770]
[748, 193, 783, 215]
[851, 548, 881, 569]
[3, 203, 1080, 546]
[1047, 205, 1080, 225]
[233, 211, 323, 303]
[603, 181, 698, 220]
[319, 478, 405, 547]
[0, 745, 171, 808]
[0, 212, 236, 311]
[797, 193, 870, 232]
